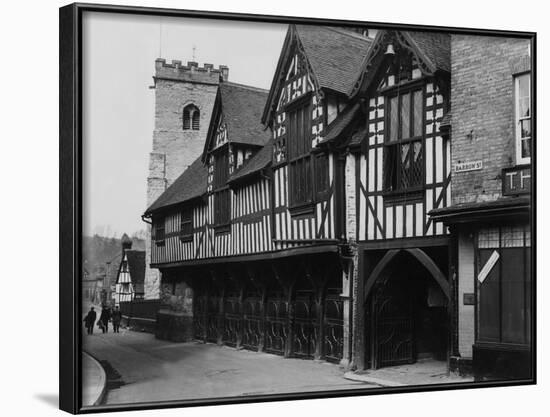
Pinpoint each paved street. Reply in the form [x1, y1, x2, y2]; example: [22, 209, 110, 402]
[83, 329, 372, 405]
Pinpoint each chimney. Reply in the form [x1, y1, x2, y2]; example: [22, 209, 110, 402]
[121, 233, 132, 251]
[219, 65, 229, 82]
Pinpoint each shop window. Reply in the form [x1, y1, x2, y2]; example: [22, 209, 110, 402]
[384, 89, 424, 194]
[477, 225, 531, 345]
[515, 73, 531, 165]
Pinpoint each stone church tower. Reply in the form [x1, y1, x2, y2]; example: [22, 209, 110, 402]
[144, 58, 228, 299]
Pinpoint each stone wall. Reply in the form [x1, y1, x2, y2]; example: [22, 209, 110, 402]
[143, 59, 227, 299]
[450, 35, 530, 205]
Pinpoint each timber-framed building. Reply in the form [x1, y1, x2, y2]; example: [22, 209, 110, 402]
[143, 25, 533, 379]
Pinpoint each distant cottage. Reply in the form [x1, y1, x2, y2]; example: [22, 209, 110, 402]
[114, 234, 146, 305]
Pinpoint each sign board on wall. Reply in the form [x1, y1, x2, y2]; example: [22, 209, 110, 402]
[454, 160, 483, 173]
[502, 166, 531, 195]
[478, 250, 500, 284]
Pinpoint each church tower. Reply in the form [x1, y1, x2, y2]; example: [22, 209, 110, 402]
[144, 58, 229, 299]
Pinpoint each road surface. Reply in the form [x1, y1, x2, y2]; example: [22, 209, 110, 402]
[82, 329, 372, 406]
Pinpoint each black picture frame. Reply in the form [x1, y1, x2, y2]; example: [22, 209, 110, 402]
[60, 3, 536, 414]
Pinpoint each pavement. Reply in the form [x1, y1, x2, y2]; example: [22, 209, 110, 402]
[82, 352, 107, 406]
[344, 358, 473, 387]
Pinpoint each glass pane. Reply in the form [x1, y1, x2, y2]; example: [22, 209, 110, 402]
[519, 97, 530, 118]
[412, 141, 423, 186]
[413, 90, 423, 137]
[501, 248, 526, 344]
[478, 249, 500, 342]
[520, 119, 531, 139]
[304, 105, 311, 152]
[478, 228, 500, 248]
[522, 138, 531, 159]
[401, 93, 410, 139]
[389, 96, 398, 142]
[518, 74, 530, 101]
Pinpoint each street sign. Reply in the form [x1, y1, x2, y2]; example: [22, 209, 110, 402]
[454, 160, 483, 173]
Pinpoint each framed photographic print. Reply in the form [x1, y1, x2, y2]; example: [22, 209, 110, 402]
[59, 2, 536, 413]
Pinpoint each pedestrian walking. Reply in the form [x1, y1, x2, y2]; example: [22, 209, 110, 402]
[99, 306, 111, 333]
[83, 307, 96, 335]
[112, 306, 122, 333]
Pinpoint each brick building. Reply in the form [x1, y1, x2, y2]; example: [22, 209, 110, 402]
[431, 35, 532, 379]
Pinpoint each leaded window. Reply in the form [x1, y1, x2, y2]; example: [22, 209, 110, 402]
[384, 88, 424, 193]
[180, 206, 193, 241]
[288, 100, 313, 208]
[154, 217, 165, 245]
[213, 149, 231, 228]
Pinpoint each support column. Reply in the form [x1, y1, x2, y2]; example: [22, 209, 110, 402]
[351, 248, 366, 370]
[339, 243, 357, 369]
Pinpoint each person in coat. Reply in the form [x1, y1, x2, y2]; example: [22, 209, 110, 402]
[111, 306, 122, 333]
[83, 307, 97, 335]
[98, 306, 111, 333]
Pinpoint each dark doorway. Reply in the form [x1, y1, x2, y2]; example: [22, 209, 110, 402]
[368, 249, 449, 369]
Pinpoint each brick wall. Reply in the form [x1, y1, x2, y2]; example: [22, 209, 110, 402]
[450, 35, 530, 205]
[144, 60, 225, 299]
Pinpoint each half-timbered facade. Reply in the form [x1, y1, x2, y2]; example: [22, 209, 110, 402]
[144, 26, 374, 364]
[143, 26, 533, 378]
[318, 30, 454, 370]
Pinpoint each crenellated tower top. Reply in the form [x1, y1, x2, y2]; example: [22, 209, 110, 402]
[154, 58, 229, 84]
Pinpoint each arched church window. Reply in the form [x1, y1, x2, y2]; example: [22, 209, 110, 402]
[183, 104, 200, 130]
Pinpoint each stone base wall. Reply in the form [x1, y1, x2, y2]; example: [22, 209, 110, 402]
[155, 310, 194, 342]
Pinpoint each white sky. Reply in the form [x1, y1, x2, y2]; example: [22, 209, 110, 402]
[82, 11, 287, 237]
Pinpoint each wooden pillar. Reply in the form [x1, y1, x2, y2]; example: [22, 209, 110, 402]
[339, 244, 357, 368]
[351, 248, 367, 370]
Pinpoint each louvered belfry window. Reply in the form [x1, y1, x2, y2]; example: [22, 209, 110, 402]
[213, 149, 230, 228]
[288, 100, 313, 207]
[384, 88, 424, 193]
[183, 104, 200, 130]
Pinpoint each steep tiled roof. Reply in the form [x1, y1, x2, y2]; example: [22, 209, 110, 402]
[126, 250, 145, 295]
[229, 139, 273, 183]
[319, 103, 361, 144]
[296, 26, 374, 95]
[406, 31, 450, 73]
[144, 156, 207, 214]
[218, 82, 271, 147]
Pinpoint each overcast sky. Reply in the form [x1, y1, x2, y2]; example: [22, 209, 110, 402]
[82, 12, 287, 237]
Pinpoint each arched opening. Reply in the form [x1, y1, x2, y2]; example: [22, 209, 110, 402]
[183, 104, 200, 130]
[365, 248, 449, 369]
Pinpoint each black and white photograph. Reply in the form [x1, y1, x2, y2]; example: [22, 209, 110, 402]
[58, 2, 535, 414]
